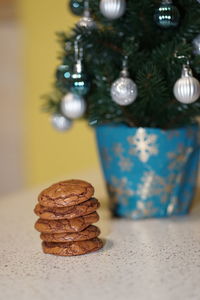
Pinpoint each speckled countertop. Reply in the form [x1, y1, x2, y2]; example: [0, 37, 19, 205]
[1, 172, 200, 300]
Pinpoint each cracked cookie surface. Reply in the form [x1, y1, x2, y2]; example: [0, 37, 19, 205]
[34, 198, 100, 220]
[38, 180, 94, 208]
[40, 225, 100, 242]
[35, 212, 99, 233]
[42, 238, 103, 256]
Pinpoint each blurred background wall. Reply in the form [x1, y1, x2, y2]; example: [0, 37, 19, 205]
[0, 0, 24, 195]
[0, 0, 99, 195]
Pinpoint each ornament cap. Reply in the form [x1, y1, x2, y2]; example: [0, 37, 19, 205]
[120, 56, 129, 78]
[181, 64, 193, 78]
[162, 0, 172, 4]
[120, 69, 129, 78]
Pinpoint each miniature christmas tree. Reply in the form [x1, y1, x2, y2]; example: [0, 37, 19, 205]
[45, 0, 200, 130]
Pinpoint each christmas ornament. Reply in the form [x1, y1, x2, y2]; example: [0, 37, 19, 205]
[100, 0, 126, 20]
[51, 113, 72, 131]
[193, 34, 200, 55]
[77, 0, 96, 29]
[173, 63, 200, 104]
[69, 0, 84, 16]
[70, 36, 90, 96]
[154, 0, 180, 28]
[61, 92, 86, 119]
[111, 57, 138, 106]
[65, 41, 72, 52]
[55, 64, 71, 92]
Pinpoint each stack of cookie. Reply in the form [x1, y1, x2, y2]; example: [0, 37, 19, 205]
[34, 180, 103, 256]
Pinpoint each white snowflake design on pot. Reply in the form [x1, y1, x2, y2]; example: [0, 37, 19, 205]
[131, 201, 158, 219]
[113, 143, 133, 172]
[127, 128, 158, 163]
[167, 144, 193, 170]
[167, 196, 178, 215]
[136, 170, 177, 204]
[107, 176, 135, 206]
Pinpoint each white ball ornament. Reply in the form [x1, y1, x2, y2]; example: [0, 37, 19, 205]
[173, 65, 200, 104]
[51, 113, 72, 132]
[100, 0, 126, 20]
[61, 92, 86, 119]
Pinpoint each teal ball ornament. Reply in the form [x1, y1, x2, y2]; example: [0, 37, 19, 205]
[70, 72, 90, 96]
[69, 0, 84, 16]
[56, 64, 71, 92]
[154, 0, 180, 29]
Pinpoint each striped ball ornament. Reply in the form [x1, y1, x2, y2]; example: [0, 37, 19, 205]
[173, 66, 200, 104]
[100, 0, 126, 20]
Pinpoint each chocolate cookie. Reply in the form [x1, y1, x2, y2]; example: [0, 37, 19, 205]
[40, 225, 100, 242]
[38, 180, 94, 208]
[34, 198, 100, 220]
[35, 212, 99, 233]
[42, 238, 103, 256]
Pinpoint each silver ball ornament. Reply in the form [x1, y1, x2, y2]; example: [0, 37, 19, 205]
[51, 113, 72, 132]
[100, 0, 126, 20]
[111, 77, 138, 106]
[173, 65, 200, 104]
[193, 34, 200, 56]
[61, 92, 86, 119]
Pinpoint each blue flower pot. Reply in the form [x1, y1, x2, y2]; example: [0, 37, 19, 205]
[95, 124, 200, 219]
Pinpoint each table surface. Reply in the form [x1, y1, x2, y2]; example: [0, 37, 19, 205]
[1, 171, 200, 300]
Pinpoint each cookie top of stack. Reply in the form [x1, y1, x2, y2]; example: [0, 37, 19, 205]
[38, 179, 95, 208]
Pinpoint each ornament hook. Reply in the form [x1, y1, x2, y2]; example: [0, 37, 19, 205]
[74, 35, 83, 73]
[121, 56, 129, 77]
[74, 35, 82, 61]
[83, 0, 90, 17]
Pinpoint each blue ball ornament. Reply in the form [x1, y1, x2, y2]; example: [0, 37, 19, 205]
[69, 0, 84, 16]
